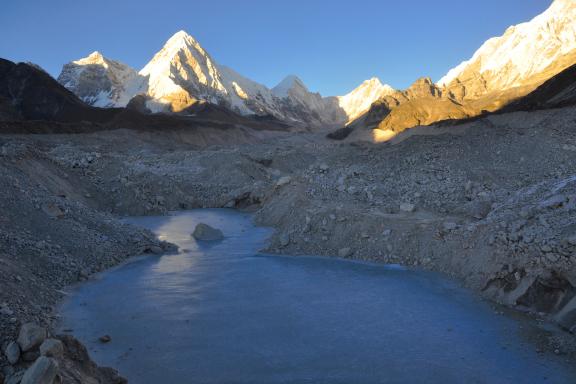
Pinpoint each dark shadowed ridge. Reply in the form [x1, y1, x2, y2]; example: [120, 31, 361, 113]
[502, 63, 576, 112]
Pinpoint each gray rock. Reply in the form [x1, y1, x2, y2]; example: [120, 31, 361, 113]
[443, 222, 458, 231]
[539, 194, 567, 210]
[6, 371, 24, 384]
[0, 306, 13, 316]
[540, 244, 553, 253]
[147, 245, 163, 254]
[3, 365, 15, 379]
[17, 323, 47, 352]
[399, 203, 415, 213]
[279, 233, 290, 248]
[99, 335, 112, 343]
[275, 176, 292, 187]
[191, 223, 224, 241]
[338, 248, 353, 258]
[40, 203, 65, 219]
[22, 350, 40, 362]
[519, 207, 534, 219]
[20, 357, 58, 384]
[39, 339, 63, 358]
[4, 341, 20, 365]
[468, 201, 492, 219]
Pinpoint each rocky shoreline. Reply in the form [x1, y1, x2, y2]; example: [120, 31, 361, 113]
[2, 106, 576, 382]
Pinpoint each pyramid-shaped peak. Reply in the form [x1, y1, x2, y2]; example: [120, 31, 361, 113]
[363, 77, 383, 86]
[164, 30, 200, 47]
[73, 51, 107, 65]
[88, 51, 104, 59]
[280, 75, 304, 86]
[272, 75, 307, 97]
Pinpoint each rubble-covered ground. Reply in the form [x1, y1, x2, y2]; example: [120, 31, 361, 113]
[1, 107, 576, 382]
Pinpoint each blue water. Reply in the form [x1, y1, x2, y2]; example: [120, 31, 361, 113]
[59, 209, 575, 383]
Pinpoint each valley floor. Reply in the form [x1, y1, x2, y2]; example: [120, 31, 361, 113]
[1, 106, 576, 382]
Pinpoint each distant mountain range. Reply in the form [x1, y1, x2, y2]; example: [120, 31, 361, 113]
[57, 31, 395, 128]
[2, 0, 575, 136]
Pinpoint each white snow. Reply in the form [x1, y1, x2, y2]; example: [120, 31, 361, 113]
[337, 78, 396, 122]
[57, 29, 401, 124]
[272, 75, 304, 98]
[58, 51, 145, 108]
[438, 0, 576, 88]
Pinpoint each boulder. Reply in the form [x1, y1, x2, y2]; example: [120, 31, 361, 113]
[468, 201, 492, 219]
[20, 357, 58, 384]
[17, 323, 47, 352]
[0, 303, 13, 316]
[279, 234, 290, 248]
[146, 245, 163, 255]
[5, 371, 24, 384]
[192, 223, 224, 241]
[338, 248, 353, 258]
[539, 194, 567, 210]
[98, 335, 111, 343]
[554, 295, 576, 333]
[4, 341, 20, 365]
[399, 203, 416, 213]
[39, 339, 64, 358]
[22, 350, 40, 362]
[40, 203, 65, 219]
[275, 176, 292, 187]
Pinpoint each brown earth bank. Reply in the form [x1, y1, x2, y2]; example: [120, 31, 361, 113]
[2, 106, 576, 382]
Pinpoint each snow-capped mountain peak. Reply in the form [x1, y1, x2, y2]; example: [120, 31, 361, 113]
[438, 0, 576, 96]
[150, 30, 209, 61]
[272, 75, 308, 97]
[74, 51, 106, 65]
[138, 30, 228, 112]
[337, 77, 396, 122]
[57, 51, 144, 108]
[57, 29, 400, 126]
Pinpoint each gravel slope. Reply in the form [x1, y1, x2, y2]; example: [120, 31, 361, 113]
[1, 106, 576, 381]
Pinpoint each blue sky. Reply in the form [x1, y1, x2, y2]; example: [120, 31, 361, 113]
[1, 0, 551, 95]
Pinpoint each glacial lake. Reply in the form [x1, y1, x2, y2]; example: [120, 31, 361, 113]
[59, 209, 575, 383]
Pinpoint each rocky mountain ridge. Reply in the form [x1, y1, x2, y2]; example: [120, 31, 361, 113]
[342, 0, 576, 137]
[439, 0, 576, 98]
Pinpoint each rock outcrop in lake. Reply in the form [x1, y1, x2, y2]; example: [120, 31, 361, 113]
[192, 223, 224, 241]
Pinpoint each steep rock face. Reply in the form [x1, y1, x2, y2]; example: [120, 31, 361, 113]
[272, 75, 346, 127]
[439, 0, 576, 99]
[375, 78, 471, 132]
[58, 52, 145, 107]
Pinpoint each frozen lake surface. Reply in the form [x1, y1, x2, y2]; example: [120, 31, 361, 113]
[59, 209, 575, 383]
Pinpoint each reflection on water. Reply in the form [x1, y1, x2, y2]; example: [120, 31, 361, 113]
[59, 209, 575, 384]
